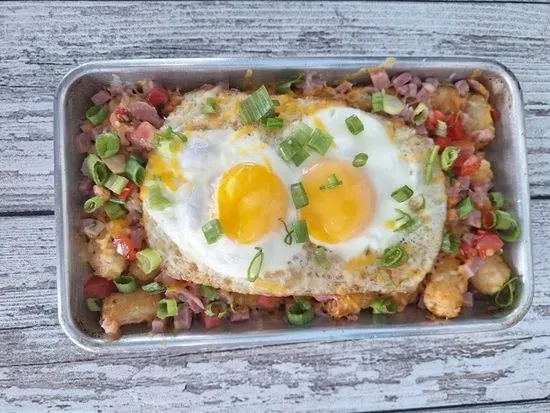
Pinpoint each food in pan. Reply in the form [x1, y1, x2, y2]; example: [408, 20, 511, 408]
[76, 65, 521, 338]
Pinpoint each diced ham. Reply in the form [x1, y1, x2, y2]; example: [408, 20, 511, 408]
[425, 77, 440, 89]
[78, 177, 94, 196]
[127, 121, 157, 150]
[174, 303, 193, 330]
[166, 285, 205, 313]
[302, 72, 325, 96]
[416, 87, 430, 102]
[454, 80, 470, 96]
[75, 132, 92, 154]
[459, 257, 486, 278]
[129, 224, 145, 250]
[458, 176, 471, 192]
[446, 184, 461, 198]
[79, 219, 105, 239]
[151, 318, 167, 334]
[256, 295, 282, 311]
[200, 312, 223, 329]
[421, 82, 437, 94]
[91, 90, 111, 105]
[397, 83, 418, 98]
[146, 87, 169, 107]
[471, 179, 491, 194]
[229, 307, 250, 322]
[130, 101, 164, 128]
[392, 72, 412, 88]
[313, 295, 336, 303]
[466, 209, 482, 228]
[472, 129, 495, 146]
[411, 76, 422, 87]
[370, 70, 391, 90]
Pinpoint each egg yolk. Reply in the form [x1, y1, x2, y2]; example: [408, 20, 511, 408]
[300, 159, 376, 243]
[217, 163, 288, 244]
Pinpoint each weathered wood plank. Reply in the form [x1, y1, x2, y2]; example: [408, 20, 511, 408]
[1, 1, 550, 212]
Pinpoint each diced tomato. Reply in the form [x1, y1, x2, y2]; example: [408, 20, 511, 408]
[84, 276, 117, 299]
[113, 235, 136, 261]
[426, 110, 446, 131]
[472, 231, 504, 258]
[200, 312, 223, 329]
[256, 295, 281, 312]
[446, 112, 467, 140]
[433, 137, 453, 150]
[146, 87, 169, 107]
[118, 183, 136, 201]
[459, 242, 478, 260]
[459, 155, 482, 176]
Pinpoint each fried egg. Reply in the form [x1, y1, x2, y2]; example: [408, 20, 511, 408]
[143, 87, 446, 296]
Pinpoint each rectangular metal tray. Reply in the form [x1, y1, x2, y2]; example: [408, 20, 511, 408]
[55, 57, 533, 353]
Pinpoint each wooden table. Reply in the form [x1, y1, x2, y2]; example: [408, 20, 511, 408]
[2, 1, 549, 411]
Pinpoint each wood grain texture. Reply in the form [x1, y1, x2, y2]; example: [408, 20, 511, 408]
[0, 1, 550, 212]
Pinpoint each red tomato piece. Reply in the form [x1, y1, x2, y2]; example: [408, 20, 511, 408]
[256, 295, 281, 312]
[473, 231, 504, 258]
[113, 236, 136, 261]
[459, 155, 482, 176]
[146, 87, 169, 107]
[84, 276, 117, 299]
[118, 183, 136, 201]
[459, 242, 478, 260]
[446, 112, 467, 140]
[433, 137, 453, 150]
[426, 110, 446, 131]
[200, 312, 223, 329]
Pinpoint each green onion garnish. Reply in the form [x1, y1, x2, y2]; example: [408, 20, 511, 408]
[440, 146, 459, 171]
[383, 94, 404, 115]
[239, 85, 274, 124]
[424, 145, 440, 185]
[291, 122, 314, 145]
[435, 120, 448, 137]
[136, 248, 162, 274]
[319, 174, 343, 191]
[203, 97, 216, 114]
[85, 154, 110, 185]
[108, 196, 126, 205]
[494, 210, 514, 230]
[276, 75, 302, 93]
[391, 185, 413, 202]
[291, 147, 311, 166]
[85, 105, 108, 126]
[279, 218, 294, 245]
[247, 247, 264, 282]
[394, 209, 421, 233]
[199, 285, 217, 302]
[489, 192, 506, 209]
[114, 275, 137, 294]
[457, 196, 474, 218]
[379, 245, 408, 268]
[104, 200, 126, 220]
[307, 128, 334, 155]
[441, 232, 460, 254]
[286, 298, 315, 326]
[86, 297, 101, 312]
[154, 127, 188, 146]
[95, 133, 120, 158]
[104, 174, 130, 195]
[147, 184, 171, 210]
[83, 196, 105, 213]
[345, 114, 364, 135]
[205, 301, 228, 318]
[156, 298, 178, 319]
[142, 281, 166, 294]
[201, 219, 223, 244]
[278, 137, 302, 161]
[493, 277, 519, 308]
[408, 194, 425, 212]
[371, 92, 383, 112]
[497, 214, 521, 242]
[412, 103, 429, 125]
[292, 220, 309, 244]
[290, 182, 309, 209]
[125, 156, 145, 186]
[370, 297, 398, 314]
[352, 153, 368, 167]
[313, 246, 329, 269]
[265, 117, 283, 129]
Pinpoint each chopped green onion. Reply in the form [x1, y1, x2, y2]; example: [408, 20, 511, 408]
[125, 156, 145, 186]
[441, 232, 460, 254]
[307, 128, 334, 155]
[435, 120, 447, 137]
[457, 196, 474, 218]
[95, 133, 120, 158]
[319, 174, 343, 190]
[424, 145, 440, 185]
[142, 282, 166, 294]
[136, 248, 162, 274]
[286, 299, 315, 326]
[247, 247, 264, 282]
[276, 75, 302, 93]
[104, 201, 126, 220]
[199, 285, 217, 302]
[85, 105, 108, 126]
[239, 85, 274, 123]
[205, 301, 228, 318]
[290, 182, 309, 209]
[104, 174, 129, 195]
[291, 147, 311, 166]
[345, 115, 364, 135]
[85, 154, 110, 185]
[391, 185, 413, 202]
[264, 117, 283, 129]
[493, 277, 519, 308]
[83, 196, 105, 213]
[156, 298, 178, 319]
[114, 275, 137, 294]
[489, 192, 506, 209]
[370, 297, 398, 314]
[108, 196, 126, 205]
[86, 297, 101, 312]
[202, 219, 223, 244]
[408, 194, 425, 212]
[313, 246, 329, 269]
[147, 184, 171, 210]
[497, 214, 521, 242]
[383, 94, 404, 115]
[394, 209, 421, 233]
[278, 137, 302, 161]
[440, 146, 459, 171]
[412, 103, 429, 125]
[154, 127, 188, 146]
[272, 99, 280, 107]
[371, 92, 384, 112]
[291, 122, 314, 145]
[279, 218, 294, 245]
[494, 210, 514, 231]
[292, 220, 309, 243]
[203, 97, 216, 114]
[352, 153, 368, 167]
[379, 245, 408, 268]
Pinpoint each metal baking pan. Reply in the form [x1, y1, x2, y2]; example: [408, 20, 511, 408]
[55, 57, 533, 353]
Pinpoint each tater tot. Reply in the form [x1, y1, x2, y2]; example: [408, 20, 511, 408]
[471, 159, 494, 182]
[423, 257, 468, 319]
[101, 290, 161, 337]
[322, 293, 373, 319]
[87, 233, 127, 280]
[463, 94, 494, 133]
[470, 255, 512, 295]
[429, 85, 460, 114]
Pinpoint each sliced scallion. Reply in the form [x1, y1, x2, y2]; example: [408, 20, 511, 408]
[104, 201, 126, 220]
[391, 185, 413, 202]
[203, 97, 216, 114]
[199, 285, 217, 302]
[86, 297, 101, 312]
[319, 174, 343, 191]
[307, 128, 334, 155]
[239, 85, 274, 123]
[424, 145, 440, 185]
[291, 122, 313, 145]
[201, 219, 223, 245]
[394, 209, 421, 234]
[125, 156, 145, 186]
[108, 196, 126, 205]
[114, 275, 137, 294]
[494, 210, 514, 230]
[290, 182, 309, 209]
[292, 220, 309, 244]
[345, 114, 364, 135]
[494, 277, 519, 308]
[441, 232, 460, 254]
[352, 153, 368, 167]
[264, 117, 283, 129]
[278, 137, 302, 161]
[489, 192, 506, 209]
[435, 120, 447, 137]
[83, 196, 105, 213]
[136, 248, 162, 274]
[457, 196, 474, 218]
[142, 281, 166, 294]
[370, 297, 398, 314]
[147, 184, 171, 210]
[371, 92, 384, 112]
[412, 103, 429, 125]
[383, 94, 404, 115]
[291, 147, 311, 166]
[286, 299, 315, 326]
[156, 298, 178, 319]
[104, 174, 129, 195]
[85, 154, 109, 185]
[276, 75, 302, 93]
[379, 245, 408, 268]
[247, 247, 264, 282]
[85, 105, 108, 126]
[497, 215, 521, 242]
[95, 133, 120, 158]
[441, 146, 459, 171]
[313, 246, 329, 269]
[205, 301, 228, 318]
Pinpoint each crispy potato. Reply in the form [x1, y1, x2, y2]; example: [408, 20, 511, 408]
[101, 290, 161, 337]
[423, 257, 468, 319]
[471, 159, 493, 182]
[391, 291, 418, 312]
[463, 94, 494, 133]
[322, 293, 373, 319]
[344, 87, 372, 111]
[470, 255, 512, 295]
[429, 85, 460, 114]
[87, 233, 127, 280]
